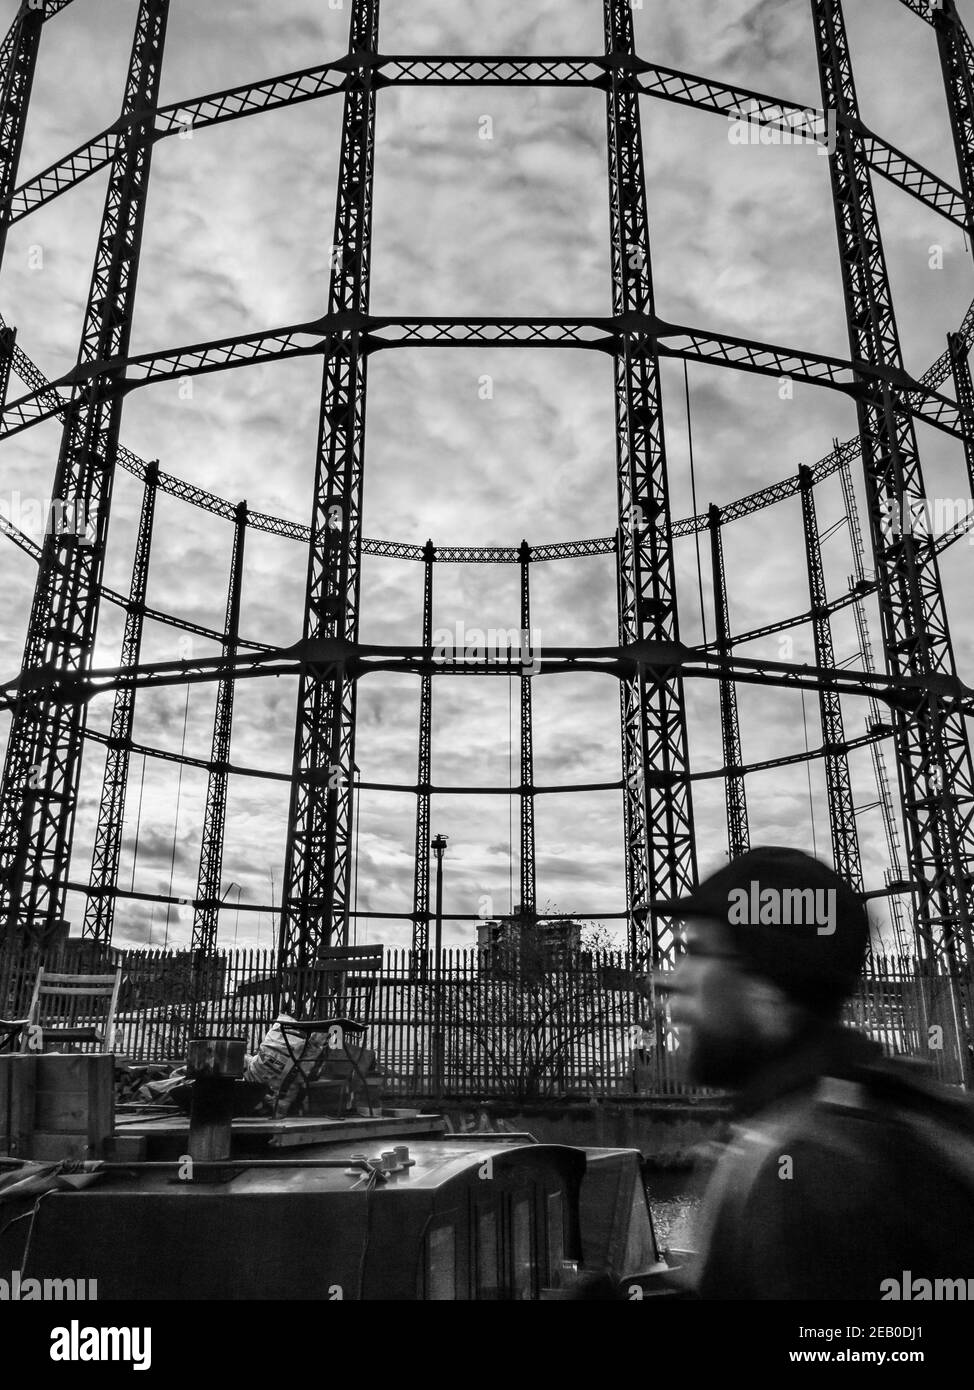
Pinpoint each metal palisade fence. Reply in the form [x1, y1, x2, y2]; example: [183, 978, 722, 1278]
[0, 944, 970, 1097]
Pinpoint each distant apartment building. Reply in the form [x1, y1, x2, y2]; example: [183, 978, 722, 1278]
[477, 907, 583, 975]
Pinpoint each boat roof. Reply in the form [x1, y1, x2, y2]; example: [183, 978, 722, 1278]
[76, 1136, 642, 1200]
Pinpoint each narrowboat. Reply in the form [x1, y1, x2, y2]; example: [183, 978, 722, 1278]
[0, 1043, 678, 1300]
[0, 1119, 675, 1300]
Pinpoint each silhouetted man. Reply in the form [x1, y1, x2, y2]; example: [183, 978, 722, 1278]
[663, 846, 974, 1300]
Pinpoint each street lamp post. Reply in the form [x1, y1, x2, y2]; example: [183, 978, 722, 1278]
[191, 880, 240, 1039]
[346, 762, 361, 947]
[431, 834, 449, 1101]
[219, 882, 240, 949]
[232, 884, 243, 950]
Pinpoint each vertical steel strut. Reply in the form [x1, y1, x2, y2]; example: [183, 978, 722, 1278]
[949, 332, 974, 489]
[0, 324, 15, 408]
[839, 455, 912, 955]
[519, 540, 537, 917]
[707, 505, 749, 859]
[934, 0, 974, 246]
[411, 540, 434, 961]
[0, 2, 43, 273]
[812, 0, 974, 965]
[605, 0, 697, 966]
[0, 0, 170, 946]
[83, 462, 159, 943]
[278, 0, 378, 975]
[798, 464, 863, 890]
[192, 502, 247, 954]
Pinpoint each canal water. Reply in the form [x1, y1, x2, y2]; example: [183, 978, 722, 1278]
[645, 1169, 705, 1253]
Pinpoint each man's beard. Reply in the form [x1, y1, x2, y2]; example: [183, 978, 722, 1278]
[684, 1025, 777, 1088]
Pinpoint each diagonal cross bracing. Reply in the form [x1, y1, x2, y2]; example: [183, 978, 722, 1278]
[2, 316, 962, 446]
[3, 47, 966, 236]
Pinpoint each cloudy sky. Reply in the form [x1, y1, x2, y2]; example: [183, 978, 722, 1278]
[1, 0, 973, 954]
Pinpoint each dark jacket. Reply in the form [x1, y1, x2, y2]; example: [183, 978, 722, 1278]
[684, 1026, 974, 1300]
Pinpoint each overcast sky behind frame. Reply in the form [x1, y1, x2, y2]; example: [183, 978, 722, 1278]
[1, 0, 973, 952]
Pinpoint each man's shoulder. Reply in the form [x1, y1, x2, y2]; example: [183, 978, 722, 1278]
[696, 1047, 974, 1298]
[740, 1057, 974, 1212]
[732, 1080, 890, 1197]
[694, 1085, 893, 1298]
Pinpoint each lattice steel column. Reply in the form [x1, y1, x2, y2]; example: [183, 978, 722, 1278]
[935, 0, 974, 241]
[0, 0, 169, 946]
[411, 540, 434, 960]
[799, 465, 863, 890]
[0, 323, 14, 408]
[948, 332, 974, 489]
[813, 0, 974, 965]
[707, 505, 749, 859]
[83, 461, 158, 943]
[519, 540, 536, 917]
[278, 0, 377, 973]
[839, 456, 912, 955]
[0, 3, 42, 272]
[606, 0, 696, 967]
[192, 501, 246, 954]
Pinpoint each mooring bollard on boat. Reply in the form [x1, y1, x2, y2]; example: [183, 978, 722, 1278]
[186, 1037, 246, 1164]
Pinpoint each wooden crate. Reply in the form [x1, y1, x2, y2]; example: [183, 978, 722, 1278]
[28, 1053, 114, 1161]
[0, 1055, 37, 1158]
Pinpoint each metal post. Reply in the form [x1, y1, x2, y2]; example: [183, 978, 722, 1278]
[411, 541, 434, 968]
[519, 541, 536, 918]
[189, 881, 237, 1042]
